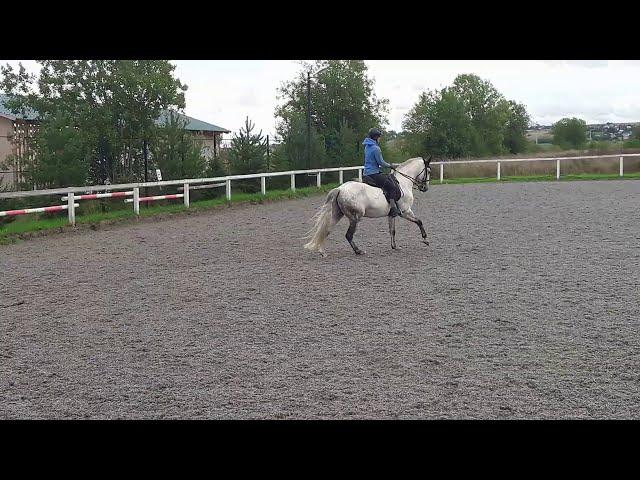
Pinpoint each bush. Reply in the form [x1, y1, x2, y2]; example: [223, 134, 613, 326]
[551, 118, 587, 150]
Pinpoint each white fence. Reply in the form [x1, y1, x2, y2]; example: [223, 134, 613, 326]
[0, 154, 637, 226]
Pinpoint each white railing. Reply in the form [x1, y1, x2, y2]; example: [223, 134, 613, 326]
[0, 154, 637, 226]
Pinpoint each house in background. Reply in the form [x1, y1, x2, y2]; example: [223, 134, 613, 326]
[0, 94, 230, 189]
[155, 110, 230, 160]
[0, 94, 39, 188]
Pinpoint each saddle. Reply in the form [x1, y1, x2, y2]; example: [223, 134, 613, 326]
[362, 175, 401, 202]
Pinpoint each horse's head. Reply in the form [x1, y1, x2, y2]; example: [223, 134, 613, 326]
[417, 156, 432, 192]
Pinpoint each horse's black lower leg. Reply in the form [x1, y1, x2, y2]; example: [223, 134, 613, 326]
[401, 209, 429, 245]
[415, 219, 427, 242]
[388, 216, 398, 249]
[346, 218, 364, 255]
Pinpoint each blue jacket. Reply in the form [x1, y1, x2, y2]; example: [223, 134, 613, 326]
[363, 137, 391, 175]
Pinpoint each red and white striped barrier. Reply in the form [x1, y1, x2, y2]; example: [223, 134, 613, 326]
[61, 191, 132, 201]
[124, 194, 184, 203]
[124, 187, 190, 215]
[0, 204, 79, 217]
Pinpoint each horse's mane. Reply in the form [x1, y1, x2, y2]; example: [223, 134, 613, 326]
[398, 157, 424, 168]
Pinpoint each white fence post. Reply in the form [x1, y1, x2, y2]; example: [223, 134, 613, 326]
[497, 162, 501, 181]
[67, 192, 75, 226]
[290, 174, 296, 191]
[556, 159, 560, 180]
[440, 163, 444, 183]
[358, 169, 362, 182]
[620, 156, 624, 177]
[226, 180, 231, 201]
[339, 170, 344, 184]
[133, 187, 140, 215]
[316, 172, 321, 188]
[261, 176, 266, 195]
[183, 183, 190, 208]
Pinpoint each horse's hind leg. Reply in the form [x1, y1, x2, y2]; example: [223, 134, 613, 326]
[388, 216, 399, 250]
[345, 214, 365, 255]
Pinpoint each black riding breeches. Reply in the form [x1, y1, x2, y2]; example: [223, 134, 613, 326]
[363, 173, 399, 201]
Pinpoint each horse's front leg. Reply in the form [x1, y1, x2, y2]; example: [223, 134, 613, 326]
[400, 208, 429, 245]
[388, 215, 399, 250]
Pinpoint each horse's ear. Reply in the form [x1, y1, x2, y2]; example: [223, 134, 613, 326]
[426, 155, 432, 166]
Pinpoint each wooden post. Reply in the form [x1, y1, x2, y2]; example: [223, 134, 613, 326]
[133, 187, 140, 215]
[67, 192, 75, 226]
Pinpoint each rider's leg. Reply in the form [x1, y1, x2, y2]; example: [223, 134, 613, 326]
[366, 173, 387, 188]
[365, 173, 401, 217]
[383, 176, 402, 217]
[388, 198, 401, 217]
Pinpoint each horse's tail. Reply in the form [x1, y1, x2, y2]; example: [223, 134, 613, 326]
[303, 187, 344, 253]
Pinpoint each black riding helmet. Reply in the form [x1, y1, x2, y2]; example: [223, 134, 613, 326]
[368, 128, 382, 140]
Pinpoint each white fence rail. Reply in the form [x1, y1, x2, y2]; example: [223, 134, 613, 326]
[0, 154, 637, 226]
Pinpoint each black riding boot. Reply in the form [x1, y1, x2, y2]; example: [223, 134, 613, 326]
[388, 198, 401, 217]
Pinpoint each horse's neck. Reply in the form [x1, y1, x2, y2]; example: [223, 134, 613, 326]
[395, 160, 421, 190]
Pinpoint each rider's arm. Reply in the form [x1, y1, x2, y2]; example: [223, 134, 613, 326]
[373, 146, 393, 169]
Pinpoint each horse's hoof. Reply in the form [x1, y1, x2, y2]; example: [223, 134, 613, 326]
[422, 240, 430, 245]
[320, 252, 327, 258]
[355, 250, 366, 255]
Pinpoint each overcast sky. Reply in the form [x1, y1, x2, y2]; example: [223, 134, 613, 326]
[2, 60, 639, 137]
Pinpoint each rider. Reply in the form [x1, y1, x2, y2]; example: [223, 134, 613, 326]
[362, 128, 402, 217]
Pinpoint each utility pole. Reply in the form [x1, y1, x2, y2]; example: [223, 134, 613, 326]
[306, 71, 311, 171]
[143, 138, 149, 202]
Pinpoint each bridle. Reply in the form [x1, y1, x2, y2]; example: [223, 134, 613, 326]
[393, 156, 432, 192]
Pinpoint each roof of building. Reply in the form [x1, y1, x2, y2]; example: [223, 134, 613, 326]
[0, 94, 39, 121]
[0, 94, 230, 132]
[156, 110, 230, 133]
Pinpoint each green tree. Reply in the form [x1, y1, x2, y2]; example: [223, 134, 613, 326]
[449, 74, 503, 155]
[275, 60, 389, 168]
[206, 151, 228, 178]
[228, 117, 268, 190]
[29, 114, 92, 188]
[552, 117, 587, 149]
[150, 111, 206, 180]
[271, 112, 327, 187]
[403, 89, 473, 158]
[402, 74, 530, 158]
[502, 101, 530, 154]
[332, 120, 360, 167]
[379, 131, 408, 164]
[0, 60, 187, 186]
